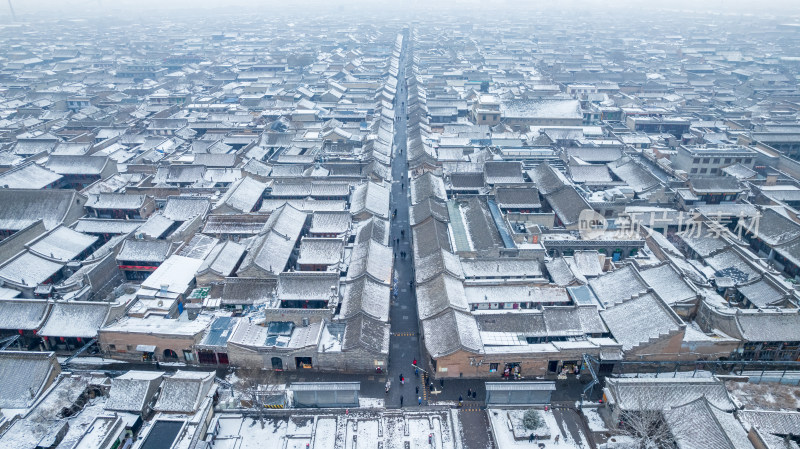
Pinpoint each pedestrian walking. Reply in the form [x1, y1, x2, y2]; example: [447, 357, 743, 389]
[418, 396, 422, 406]
[416, 385, 419, 395]
[528, 433, 534, 443]
[467, 388, 472, 397]
[401, 375, 405, 385]
[472, 391, 477, 400]
[415, 367, 419, 376]
[555, 435, 560, 443]
[440, 379, 444, 388]
[458, 394, 463, 407]
[400, 395, 404, 407]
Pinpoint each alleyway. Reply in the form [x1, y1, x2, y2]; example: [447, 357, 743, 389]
[385, 33, 424, 410]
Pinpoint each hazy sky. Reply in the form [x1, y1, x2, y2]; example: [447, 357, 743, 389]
[3, 0, 800, 21]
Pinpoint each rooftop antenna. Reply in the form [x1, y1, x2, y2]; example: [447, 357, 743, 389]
[7, 0, 16, 21]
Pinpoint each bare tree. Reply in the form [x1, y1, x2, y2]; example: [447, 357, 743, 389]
[616, 408, 675, 449]
[233, 367, 277, 428]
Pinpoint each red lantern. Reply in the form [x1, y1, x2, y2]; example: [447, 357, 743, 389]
[77, 337, 82, 343]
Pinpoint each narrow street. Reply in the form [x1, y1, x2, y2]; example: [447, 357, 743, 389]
[385, 33, 424, 409]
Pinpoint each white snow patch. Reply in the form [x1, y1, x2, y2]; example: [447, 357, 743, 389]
[489, 408, 591, 449]
[583, 407, 608, 432]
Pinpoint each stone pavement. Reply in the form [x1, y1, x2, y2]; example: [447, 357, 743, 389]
[385, 34, 423, 410]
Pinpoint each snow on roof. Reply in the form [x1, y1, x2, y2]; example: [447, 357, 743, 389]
[600, 292, 683, 351]
[410, 171, 446, 204]
[86, 193, 147, 210]
[347, 239, 393, 284]
[340, 276, 390, 322]
[39, 301, 111, 338]
[241, 204, 307, 275]
[0, 351, 58, 409]
[0, 299, 50, 330]
[735, 309, 800, 342]
[162, 196, 211, 221]
[0, 250, 63, 286]
[484, 161, 524, 184]
[545, 185, 593, 226]
[116, 239, 171, 263]
[297, 237, 344, 267]
[422, 309, 482, 358]
[0, 189, 81, 231]
[350, 181, 390, 218]
[415, 249, 462, 284]
[416, 273, 469, 320]
[221, 278, 276, 305]
[705, 248, 759, 285]
[28, 225, 98, 262]
[500, 99, 582, 120]
[460, 258, 541, 279]
[607, 157, 662, 193]
[639, 263, 698, 306]
[277, 272, 339, 302]
[465, 285, 570, 306]
[310, 211, 351, 234]
[105, 370, 164, 413]
[45, 155, 111, 175]
[218, 177, 266, 213]
[198, 240, 246, 277]
[342, 314, 390, 354]
[154, 370, 215, 413]
[606, 377, 735, 412]
[137, 214, 175, 239]
[141, 255, 204, 294]
[102, 314, 212, 337]
[665, 397, 753, 449]
[588, 264, 650, 307]
[0, 162, 62, 189]
[738, 410, 800, 438]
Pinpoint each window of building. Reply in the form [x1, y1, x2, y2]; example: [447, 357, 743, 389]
[710, 168, 718, 174]
[482, 115, 486, 121]
[183, 350, 195, 362]
[702, 158, 710, 164]
[691, 168, 698, 173]
[735, 158, 742, 163]
[724, 158, 731, 164]
[489, 363, 499, 373]
[109, 344, 116, 351]
[700, 168, 707, 174]
[744, 158, 752, 164]
[693, 158, 700, 164]
[712, 158, 720, 164]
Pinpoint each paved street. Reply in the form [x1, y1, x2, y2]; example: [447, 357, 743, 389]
[385, 34, 424, 410]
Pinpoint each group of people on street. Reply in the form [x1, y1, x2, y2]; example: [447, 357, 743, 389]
[396, 362, 427, 408]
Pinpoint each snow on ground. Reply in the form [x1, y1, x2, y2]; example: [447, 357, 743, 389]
[358, 397, 385, 408]
[213, 410, 456, 449]
[489, 408, 591, 448]
[237, 417, 290, 449]
[583, 406, 608, 432]
[726, 380, 800, 411]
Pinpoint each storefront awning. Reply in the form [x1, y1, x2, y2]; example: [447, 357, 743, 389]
[136, 344, 156, 353]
